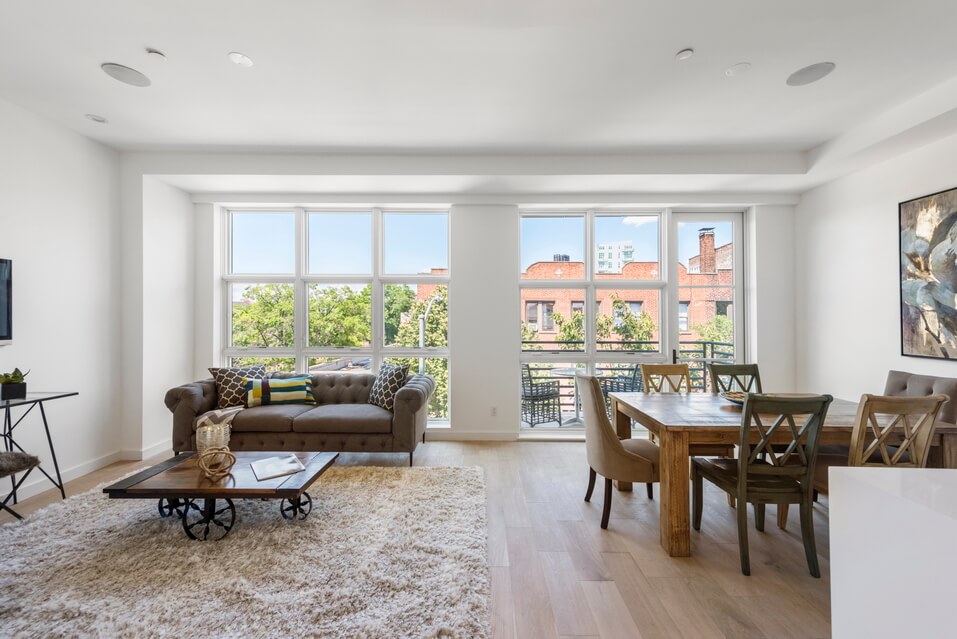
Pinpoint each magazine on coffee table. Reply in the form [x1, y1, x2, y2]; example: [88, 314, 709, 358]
[250, 454, 306, 481]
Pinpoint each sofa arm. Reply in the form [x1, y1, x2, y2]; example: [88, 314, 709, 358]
[393, 374, 436, 452]
[165, 380, 217, 453]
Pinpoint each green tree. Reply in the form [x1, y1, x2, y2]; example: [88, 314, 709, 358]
[309, 285, 372, 346]
[521, 322, 540, 349]
[391, 285, 449, 418]
[231, 284, 296, 370]
[609, 297, 657, 351]
[692, 315, 734, 344]
[384, 285, 416, 344]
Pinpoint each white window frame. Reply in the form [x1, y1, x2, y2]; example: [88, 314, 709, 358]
[221, 207, 450, 423]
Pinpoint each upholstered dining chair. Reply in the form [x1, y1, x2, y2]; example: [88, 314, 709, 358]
[777, 393, 947, 529]
[709, 363, 763, 394]
[692, 393, 833, 577]
[576, 373, 659, 529]
[0, 451, 41, 520]
[641, 363, 691, 393]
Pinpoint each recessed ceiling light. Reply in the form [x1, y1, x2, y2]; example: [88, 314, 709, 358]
[228, 52, 254, 68]
[675, 48, 695, 62]
[101, 62, 151, 87]
[85, 114, 108, 124]
[787, 62, 836, 86]
[146, 48, 167, 61]
[725, 62, 751, 77]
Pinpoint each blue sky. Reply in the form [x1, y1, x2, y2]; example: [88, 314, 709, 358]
[519, 216, 732, 271]
[231, 212, 448, 275]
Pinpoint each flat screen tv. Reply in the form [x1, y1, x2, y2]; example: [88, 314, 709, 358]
[0, 259, 10, 344]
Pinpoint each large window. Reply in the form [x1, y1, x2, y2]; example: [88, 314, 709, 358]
[519, 210, 743, 428]
[223, 208, 450, 422]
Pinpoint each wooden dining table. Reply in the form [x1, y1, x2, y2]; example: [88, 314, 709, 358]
[608, 391, 957, 557]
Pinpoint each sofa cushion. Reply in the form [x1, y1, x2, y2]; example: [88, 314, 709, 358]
[209, 365, 266, 409]
[244, 376, 314, 407]
[293, 404, 393, 434]
[227, 405, 315, 433]
[368, 362, 409, 411]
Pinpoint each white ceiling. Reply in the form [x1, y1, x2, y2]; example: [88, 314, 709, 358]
[3, 0, 957, 156]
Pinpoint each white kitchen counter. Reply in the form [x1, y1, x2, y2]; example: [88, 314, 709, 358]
[830, 467, 957, 638]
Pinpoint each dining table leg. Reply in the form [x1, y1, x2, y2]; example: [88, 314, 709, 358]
[941, 433, 957, 469]
[612, 400, 633, 492]
[659, 428, 691, 557]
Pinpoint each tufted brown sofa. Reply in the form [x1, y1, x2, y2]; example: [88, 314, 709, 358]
[165, 372, 435, 465]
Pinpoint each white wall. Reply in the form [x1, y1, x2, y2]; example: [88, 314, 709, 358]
[747, 205, 797, 391]
[140, 177, 194, 456]
[0, 98, 121, 498]
[446, 204, 520, 439]
[796, 134, 957, 398]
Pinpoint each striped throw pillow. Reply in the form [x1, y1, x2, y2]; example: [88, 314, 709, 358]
[244, 377, 314, 408]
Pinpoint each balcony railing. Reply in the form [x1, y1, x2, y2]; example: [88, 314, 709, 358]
[521, 340, 735, 426]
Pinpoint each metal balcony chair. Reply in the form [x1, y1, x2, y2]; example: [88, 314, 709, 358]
[521, 364, 562, 428]
[692, 393, 833, 577]
[1, 451, 41, 520]
[598, 365, 643, 417]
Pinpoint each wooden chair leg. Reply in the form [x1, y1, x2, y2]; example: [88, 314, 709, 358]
[584, 467, 596, 502]
[727, 494, 736, 508]
[646, 482, 654, 499]
[754, 503, 765, 532]
[799, 499, 821, 578]
[737, 497, 751, 576]
[601, 478, 613, 529]
[777, 504, 789, 529]
[691, 464, 703, 531]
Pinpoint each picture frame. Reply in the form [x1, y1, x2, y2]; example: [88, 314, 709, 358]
[900, 186, 957, 359]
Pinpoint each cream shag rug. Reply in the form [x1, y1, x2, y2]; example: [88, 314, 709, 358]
[0, 466, 489, 639]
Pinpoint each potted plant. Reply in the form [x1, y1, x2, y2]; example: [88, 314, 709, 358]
[0, 367, 29, 400]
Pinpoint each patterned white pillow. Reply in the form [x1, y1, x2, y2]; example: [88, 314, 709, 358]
[368, 363, 410, 411]
[209, 365, 267, 409]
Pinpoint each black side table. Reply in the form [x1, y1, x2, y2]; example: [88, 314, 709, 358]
[1, 392, 77, 503]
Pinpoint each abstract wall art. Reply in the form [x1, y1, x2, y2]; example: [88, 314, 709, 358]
[900, 186, 957, 359]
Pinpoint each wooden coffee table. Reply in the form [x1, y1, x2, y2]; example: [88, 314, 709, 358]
[104, 451, 338, 541]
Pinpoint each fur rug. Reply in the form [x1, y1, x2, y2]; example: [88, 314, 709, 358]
[0, 466, 489, 639]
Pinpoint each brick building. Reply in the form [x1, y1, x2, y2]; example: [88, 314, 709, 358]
[519, 227, 732, 346]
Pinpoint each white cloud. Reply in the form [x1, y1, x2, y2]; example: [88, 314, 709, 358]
[622, 216, 656, 227]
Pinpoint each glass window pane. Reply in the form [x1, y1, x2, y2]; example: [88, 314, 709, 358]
[594, 215, 660, 279]
[678, 221, 734, 283]
[308, 212, 372, 274]
[231, 211, 295, 274]
[521, 288, 585, 352]
[383, 214, 448, 275]
[384, 284, 448, 347]
[677, 286, 735, 391]
[308, 284, 372, 347]
[595, 289, 660, 352]
[228, 357, 296, 374]
[230, 283, 295, 348]
[521, 216, 585, 280]
[384, 357, 449, 420]
[308, 356, 372, 374]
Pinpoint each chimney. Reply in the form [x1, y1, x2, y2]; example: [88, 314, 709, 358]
[698, 228, 715, 273]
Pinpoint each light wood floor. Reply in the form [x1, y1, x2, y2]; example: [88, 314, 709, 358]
[1, 441, 832, 638]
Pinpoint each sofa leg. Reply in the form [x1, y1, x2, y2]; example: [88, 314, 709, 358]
[409, 452, 413, 467]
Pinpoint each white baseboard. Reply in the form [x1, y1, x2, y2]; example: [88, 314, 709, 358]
[425, 429, 518, 441]
[12, 450, 127, 502]
[121, 439, 173, 461]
